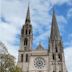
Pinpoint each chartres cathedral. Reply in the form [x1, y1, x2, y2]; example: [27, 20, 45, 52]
[17, 5, 68, 72]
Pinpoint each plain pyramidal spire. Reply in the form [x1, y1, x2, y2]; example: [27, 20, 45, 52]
[50, 10, 61, 41]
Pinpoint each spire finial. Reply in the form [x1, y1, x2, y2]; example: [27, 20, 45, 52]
[52, 8, 56, 19]
[28, 0, 30, 7]
[25, 1, 31, 23]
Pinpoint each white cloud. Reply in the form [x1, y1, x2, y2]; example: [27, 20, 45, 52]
[33, 31, 50, 47]
[69, 33, 72, 38]
[67, 8, 72, 18]
[0, 0, 72, 72]
[64, 46, 72, 72]
[0, 0, 69, 57]
[49, 0, 72, 6]
[56, 15, 67, 33]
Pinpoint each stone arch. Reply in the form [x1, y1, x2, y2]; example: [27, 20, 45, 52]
[26, 54, 28, 62]
[29, 29, 31, 34]
[26, 29, 27, 35]
[24, 38, 28, 45]
[21, 54, 23, 62]
[58, 54, 62, 61]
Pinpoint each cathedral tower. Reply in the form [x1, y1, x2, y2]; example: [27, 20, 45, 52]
[21, 5, 33, 51]
[48, 10, 68, 72]
[18, 5, 33, 71]
[18, 4, 33, 52]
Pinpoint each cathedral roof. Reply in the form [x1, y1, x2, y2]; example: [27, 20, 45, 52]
[36, 42, 44, 51]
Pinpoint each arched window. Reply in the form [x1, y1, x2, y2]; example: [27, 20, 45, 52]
[29, 29, 31, 34]
[53, 54, 55, 60]
[26, 54, 28, 62]
[26, 29, 27, 35]
[58, 54, 62, 61]
[21, 54, 23, 62]
[24, 38, 28, 45]
[53, 71, 55, 72]
[55, 46, 58, 52]
[39, 71, 41, 72]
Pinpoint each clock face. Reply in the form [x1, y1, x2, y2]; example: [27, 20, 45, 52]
[34, 57, 45, 69]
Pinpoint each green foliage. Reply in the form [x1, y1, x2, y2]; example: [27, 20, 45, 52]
[0, 54, 22, 72]
[8, 66, 22, 72]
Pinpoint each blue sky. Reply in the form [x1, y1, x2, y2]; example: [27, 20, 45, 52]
[0, 0, 72, 72]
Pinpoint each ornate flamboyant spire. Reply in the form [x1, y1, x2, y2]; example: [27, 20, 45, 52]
[50, 10, 61, 41]
[25, 4, 31, 24]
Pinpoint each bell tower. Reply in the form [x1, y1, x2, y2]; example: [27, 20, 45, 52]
[20, 5, 33, 52]
[48, 10, 68, 72]
[18, 5, 33, 71]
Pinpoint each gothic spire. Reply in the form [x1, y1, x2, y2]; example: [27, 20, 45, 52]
[50, 10, 61, 41]
[25, 4, 31, 23]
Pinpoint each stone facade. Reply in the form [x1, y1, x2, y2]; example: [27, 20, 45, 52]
[17, 6, 68, 72]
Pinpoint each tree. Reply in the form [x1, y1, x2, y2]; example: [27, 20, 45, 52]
[11, 66, 22, 72]
[0, 53, 22, 72]
[0, 42, 22, 72]
[0, 42, 8, 54]
[0, 54, 15, 72]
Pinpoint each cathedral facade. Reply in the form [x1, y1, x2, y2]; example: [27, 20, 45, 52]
[17, 6, 67, 72]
